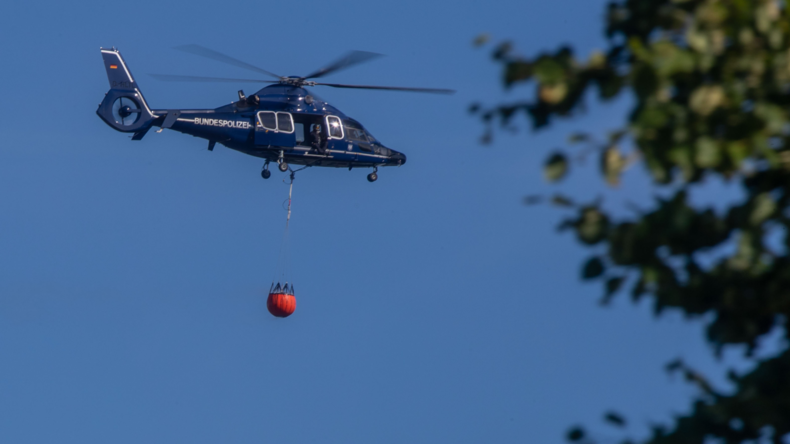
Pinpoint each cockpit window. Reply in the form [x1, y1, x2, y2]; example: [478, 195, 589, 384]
[345, 120, 379, 144]
[344, 125, 368, 143]
[326, 116, 343, 139]
[364, 130, 378, 144]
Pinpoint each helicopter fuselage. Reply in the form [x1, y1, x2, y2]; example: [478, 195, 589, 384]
[152, 84, 406, 170]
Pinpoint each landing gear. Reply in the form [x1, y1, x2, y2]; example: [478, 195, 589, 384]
[367, 167, 378, 182]
[261, 161, 271, 179]
[277, 150, 288, 172]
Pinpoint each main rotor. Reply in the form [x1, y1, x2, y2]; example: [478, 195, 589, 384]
[150, 44, 454, 95]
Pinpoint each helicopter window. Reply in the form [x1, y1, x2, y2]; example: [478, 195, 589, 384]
[348, 128, 367, 142]
[276, 112, 294, 133]
[344, 123, 368, 143]
[364, 130, 379, 144]
[294, 123, 305, 143]
[326, 116, 344, 139]
[374, 146, 391, 156]
[257, 111, 277, 131]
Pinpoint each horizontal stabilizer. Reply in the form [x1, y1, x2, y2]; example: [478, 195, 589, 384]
[162, 110, 181, 129]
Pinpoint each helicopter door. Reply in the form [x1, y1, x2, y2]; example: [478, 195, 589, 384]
[325, 115, 344, 151]
[255, 111, 296, 148]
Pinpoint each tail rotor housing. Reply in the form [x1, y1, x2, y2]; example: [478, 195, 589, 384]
[96, 48, 155, 133]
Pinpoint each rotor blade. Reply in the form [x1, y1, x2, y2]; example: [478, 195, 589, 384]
[150, 74, 277, 84]
[174, 44, 282, 80]
[120, 97, 126, 125]
[314, 82, 455, 94]
[303, 50, 383, 80]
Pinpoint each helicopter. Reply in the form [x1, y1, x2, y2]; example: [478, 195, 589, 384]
[96, 46, 454, 182]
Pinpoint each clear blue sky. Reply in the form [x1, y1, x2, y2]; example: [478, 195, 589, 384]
[0, 1, 765, 443]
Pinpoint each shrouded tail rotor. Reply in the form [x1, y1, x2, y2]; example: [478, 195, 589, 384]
[111, 96, 142, 126]
[96, 48, 155, 134]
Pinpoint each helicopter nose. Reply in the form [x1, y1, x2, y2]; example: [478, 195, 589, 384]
[391, 151, 406, 165]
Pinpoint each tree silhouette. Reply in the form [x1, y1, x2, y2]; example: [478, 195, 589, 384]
[474, 1, 790, 442]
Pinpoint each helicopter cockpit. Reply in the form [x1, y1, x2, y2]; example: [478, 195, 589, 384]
[343, 120, 373, 152]
[344, 119, 391, 156]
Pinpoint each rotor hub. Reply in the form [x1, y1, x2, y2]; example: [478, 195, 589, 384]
[111, 96, 141, 126]
[280, 77, 316, 88]
[118, 105, 133, 118]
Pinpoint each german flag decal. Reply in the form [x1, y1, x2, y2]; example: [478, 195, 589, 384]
[110, 65, 118, 69]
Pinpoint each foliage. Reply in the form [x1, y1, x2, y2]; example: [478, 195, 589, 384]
[474, 0, 790, 443]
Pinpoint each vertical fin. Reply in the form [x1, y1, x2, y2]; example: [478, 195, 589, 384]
[101, 48, 138, 91]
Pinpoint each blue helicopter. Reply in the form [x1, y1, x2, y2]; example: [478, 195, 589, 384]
[96, 46, 453, 182]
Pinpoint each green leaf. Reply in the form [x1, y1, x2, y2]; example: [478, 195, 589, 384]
[491, 41, 512, 60]
[504, 61, 533, 86]
[601, 146, 626, 187]
[651, 40, 695, 77]
[646, 158, 669, 183]
[575, 207, 610, 245]
[596, 71, 624, 99]
[606, 276, 625, 296]
[636, 106, 669, 129]
[689, 85, 724, 116]
[755, 102, 786, 135]
[726, 141, 750, 168]
[630, 278, 646, 302]
[582, 256, 606, 279]
[544, 152, 569, 182]
[727, 231, 757, 271]
[551, 194, 575, 207]
[568, 132, 590, 144]
[472, 33, 490, 47]
[632, 64, 659, 98]
[540, 82, 569, 104]
[604, 411, 626, 427]
[668, 145, 694, 180]
[749, 193, 776, 226]
[608, 129, 628, 144]
[694, 137, 721, 168]
[601, 276, 625, 305]
[567, 427, 586, 442]
[523, 195, 543, 205]
[665, 358, 683, 374]
[533, 57, 565, 84]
